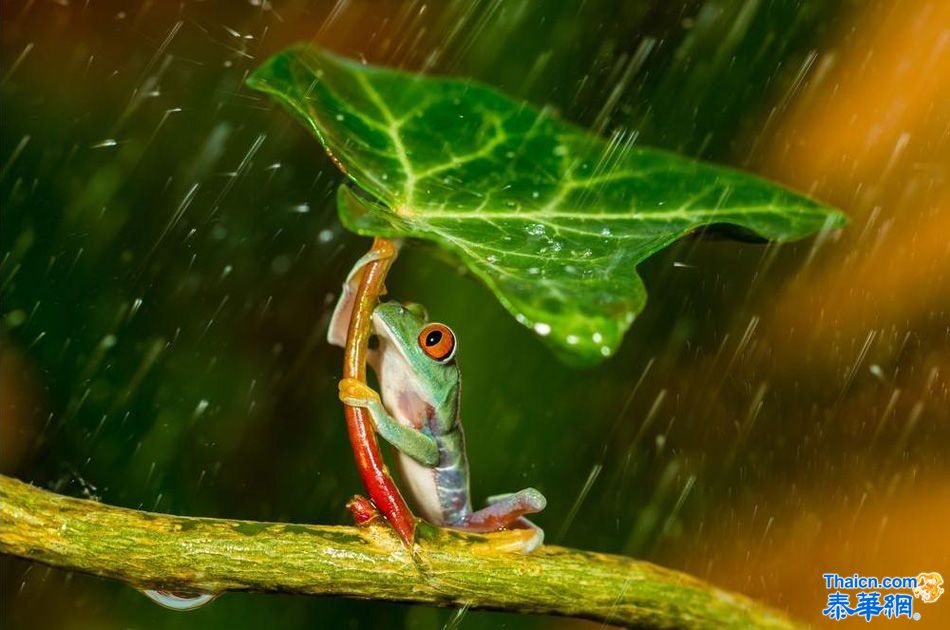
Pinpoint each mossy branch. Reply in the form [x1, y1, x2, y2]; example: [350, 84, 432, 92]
[0, 475, 801, 628]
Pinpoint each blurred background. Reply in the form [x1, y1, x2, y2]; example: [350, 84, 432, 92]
[1, 0, 947, 627]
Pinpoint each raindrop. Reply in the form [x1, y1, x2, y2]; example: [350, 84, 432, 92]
[533, 322, 551, 336]
[869, 364, 886, 381]
[193, 399, 209, 418]
[141, 589, 219, 611]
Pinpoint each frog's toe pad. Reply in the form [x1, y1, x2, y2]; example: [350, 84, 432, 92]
[506, 517, 544, 553]
[518, 488, 547, 513]
[520, 522, 544, 553]
[338, 378, 381, 406]
[486, 488, 546, 512]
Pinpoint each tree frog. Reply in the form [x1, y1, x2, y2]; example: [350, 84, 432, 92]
[328, 249, 546, 551]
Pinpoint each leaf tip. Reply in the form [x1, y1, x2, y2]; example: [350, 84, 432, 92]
[825, 208, 849, 230]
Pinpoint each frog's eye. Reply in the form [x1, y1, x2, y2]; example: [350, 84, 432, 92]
[417, 323, 456, 363]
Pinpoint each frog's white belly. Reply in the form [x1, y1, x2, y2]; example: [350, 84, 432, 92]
[397, 452, 445, 524]
[375, 336, 470, 524]
[397, 429, 472, 526]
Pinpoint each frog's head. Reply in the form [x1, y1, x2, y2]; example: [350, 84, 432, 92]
[373, 301, 460, 402]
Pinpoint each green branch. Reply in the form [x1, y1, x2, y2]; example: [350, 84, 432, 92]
[0, 475, 801, 628]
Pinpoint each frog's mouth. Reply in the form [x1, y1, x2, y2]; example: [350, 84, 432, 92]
[371, 307, 432, 429]
[372, 310, 396, 348]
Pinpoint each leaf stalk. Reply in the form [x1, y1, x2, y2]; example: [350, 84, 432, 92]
[340, 237, 416, 544]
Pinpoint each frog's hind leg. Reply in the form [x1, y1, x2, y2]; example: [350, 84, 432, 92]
[327, 245, 399, 349]
[474, 488, 546, 526]
[460, 488, 546, 552]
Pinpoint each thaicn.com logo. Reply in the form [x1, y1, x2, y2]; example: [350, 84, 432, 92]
[822, 572, 944, 621]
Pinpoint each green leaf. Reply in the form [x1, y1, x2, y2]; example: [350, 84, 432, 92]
[248, 45, 846, 365]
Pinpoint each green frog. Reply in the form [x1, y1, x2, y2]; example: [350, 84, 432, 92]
[329, 249, 546, 551]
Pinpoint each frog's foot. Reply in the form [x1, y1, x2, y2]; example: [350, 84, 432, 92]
[457, 487, 544, 544]
[338, 378, 382, 407]
[504, 517, 545, 553]
[456, 489, 546, 553]
[346, 494, 382, 526]
[327, 244, 398, 348]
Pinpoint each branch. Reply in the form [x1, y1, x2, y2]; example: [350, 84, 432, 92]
[0, 476, 801, 629]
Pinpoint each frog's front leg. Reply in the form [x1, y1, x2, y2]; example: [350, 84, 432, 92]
[338, 378, 439, 467]
[327, 243, 399, 349]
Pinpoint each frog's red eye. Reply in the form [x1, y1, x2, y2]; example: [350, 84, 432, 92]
[417, 323, 456, 362]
